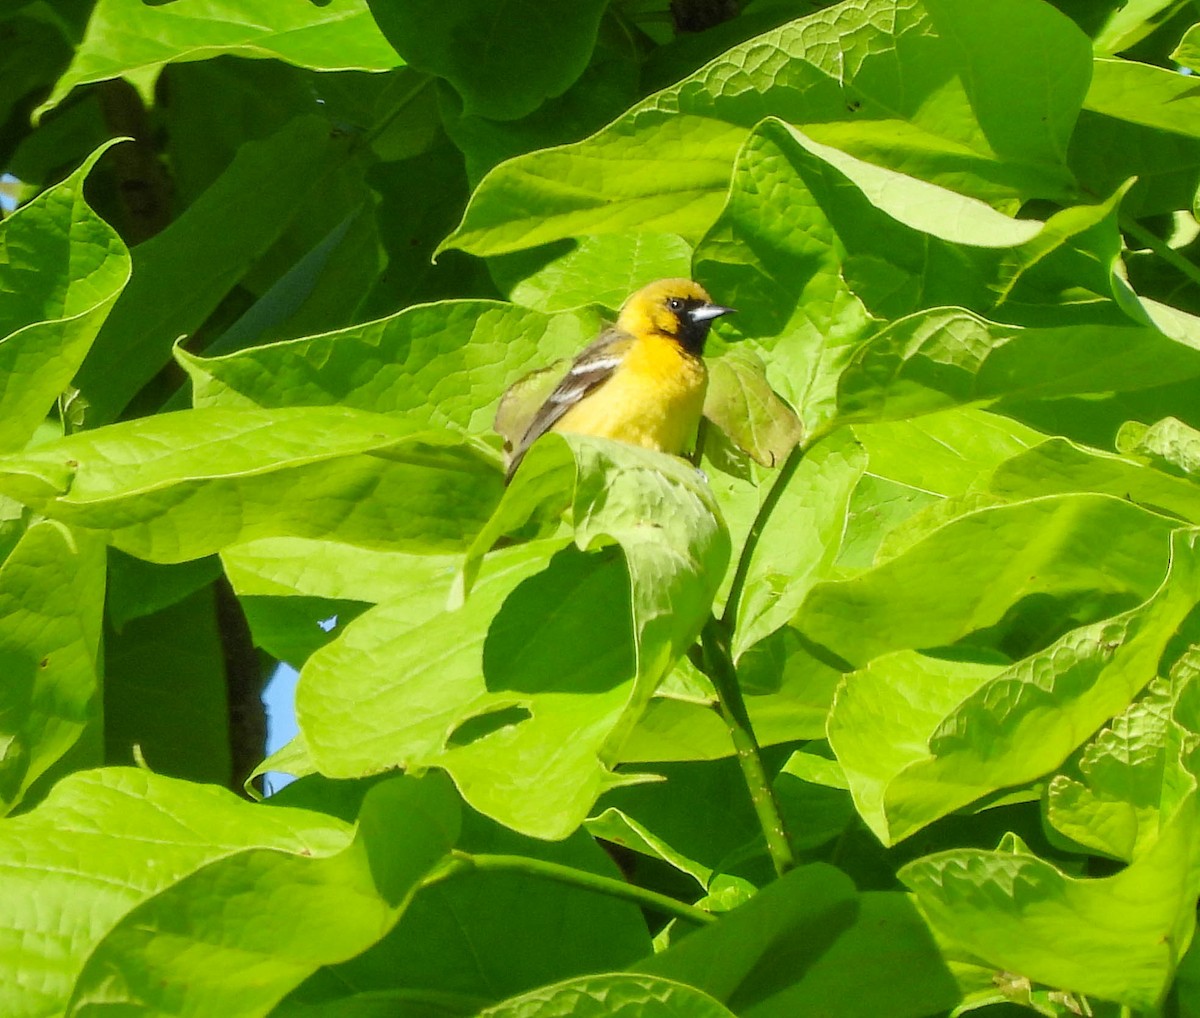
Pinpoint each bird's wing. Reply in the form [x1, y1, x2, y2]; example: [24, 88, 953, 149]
[506, 328, 633, 481]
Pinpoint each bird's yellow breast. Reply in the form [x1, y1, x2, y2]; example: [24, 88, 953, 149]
[551, 334, 707, 454]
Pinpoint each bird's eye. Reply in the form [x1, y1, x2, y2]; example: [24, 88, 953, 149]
[667, 297, 685, 312]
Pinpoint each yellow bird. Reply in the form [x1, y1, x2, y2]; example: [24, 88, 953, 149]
[505, 278, 734, 482]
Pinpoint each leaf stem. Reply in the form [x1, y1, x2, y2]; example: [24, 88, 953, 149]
[695, 434, 820, 878]
[1121, 215, 1200, 291]
[438, 851, 717, 927]
[700, 615, 795, 876]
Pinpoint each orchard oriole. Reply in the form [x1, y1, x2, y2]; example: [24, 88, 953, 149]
[505, 278, 734, 482]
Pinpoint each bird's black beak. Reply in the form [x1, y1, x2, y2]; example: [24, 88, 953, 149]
[688, 303, 736, 323]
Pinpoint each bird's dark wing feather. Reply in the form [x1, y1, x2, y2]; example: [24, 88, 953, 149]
[505, 328, 632, 482]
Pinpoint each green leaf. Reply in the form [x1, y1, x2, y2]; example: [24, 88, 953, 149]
[491, 234, 694, 314]
[1045, 677, 1187, 861]
[300, 437, 728, 838]
[1174, 22, 1200, 70]
[0, 521, 104, 814]
[588, 755, 774, 889]
[731, 429, 867, 658]
[836, 309, 1200, 427]
[366, 0, 606, 121]
[441, 0, 1087, 258]
[774, 750, 857, 853]
[798, 494, 1176, 668]
[66, 774, 460, 1016]
[848, 408, 1043, 506]
[440, 112, 742, 257]
[829, 529, 1200, 844]
[302, 810, 651, 1010]
[901, 803, 1200, 1011]
[1093, 0, 1192, 54]
[74, 117, 356, 425]
[691, 120, 876, 426]
[104, 586, 233, 785]
[702, 350, 804, 469]
[0, 767, 355, 1016]
[106, 550, 222, 629]
[37, 0, 400, 117]
[0, 141, 129, 451]
[439, 21, 642, 185]
[0, 407, 502, 562]
[298, 540, 613, 839]
[633, 863, 858, 1010]
[1085, 56, 1200, 140]
[989, 436, 1200, 524]
[239, 594, 368, 670]
[694, 120, 1139, 430]
[223, 537, 473, 606]
[1118, 415, 1200, 479]
[478, 974, 735, 1018]
[178, 299, 600, 435]
[618, 629, 842, 763]
[1070, 107, 1200, 218]
[252, 734, 318, 791]
[737, 892, 958, 1018]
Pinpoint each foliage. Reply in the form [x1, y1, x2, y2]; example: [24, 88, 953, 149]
[3, 0, 1200, 1014]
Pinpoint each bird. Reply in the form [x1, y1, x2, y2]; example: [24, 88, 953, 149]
[504, 278, 735, 483]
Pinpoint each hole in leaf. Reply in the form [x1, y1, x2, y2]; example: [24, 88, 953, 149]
[446, 704, 532, 748]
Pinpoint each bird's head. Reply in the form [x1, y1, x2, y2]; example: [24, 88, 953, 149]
[616, 278, 735, 355]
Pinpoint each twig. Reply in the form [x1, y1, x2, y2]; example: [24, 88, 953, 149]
[434, 851, 717, 927]
[700, 615, 795, 876]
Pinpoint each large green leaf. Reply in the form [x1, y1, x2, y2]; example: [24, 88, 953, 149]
[829, 529, 1200, 844]
[298, 436, 728, 838]
[438, 21, 643, 186]
[632, 866, 955, 1017]
[1084, 56, 1200, 140]
[1044, 676, 1189, 862]
[366, 0, 606, 122]
[0, 521, 104, 814]
[289, 810, 651, 1012]
[730, 429, 867, 658]
[694, 118, 1142, 428]
[587, 756, 772, 889]
[848, 407, 1043, 501]
[440, 0, 1087, 258]
[0, 768, 365, 1016]
[104, 585, 232, 785]
[491, 234, 694, 315]
[798, 493, 1176, 667]
[0, 407, 502, 562]
[479, 974, 735, 1018]
[0, 142, 129, 451]
[37, 0, 400, 117]
[634, 863, 857, 1009]
[691, 120, 876, 425]
[65, 774, 459, 1016]
[835, 309, 1200, 427]
[106, 550, 222, 629]
[178, 299, 600, 434]
[746, 892, 957, 1018]
[902, 801, 1200, 1011]
[74, 117, 356, 425]
[223, 538, 475, 606]
[988, 436, 1200, 524]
